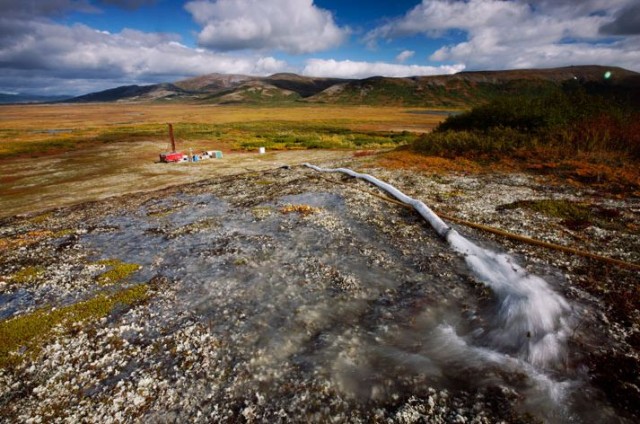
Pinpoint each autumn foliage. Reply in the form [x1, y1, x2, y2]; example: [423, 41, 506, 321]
[410, 80, 640, 193]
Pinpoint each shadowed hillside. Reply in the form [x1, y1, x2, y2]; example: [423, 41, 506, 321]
[309, 66, 640, 107]
[61, 65, 639, 107]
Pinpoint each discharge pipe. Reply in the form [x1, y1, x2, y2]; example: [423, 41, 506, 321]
[304, 164, 451, 237]
[304, 163, 572, 367]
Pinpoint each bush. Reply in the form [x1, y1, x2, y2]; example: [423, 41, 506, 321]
[413, 127, 534, 157]
[415, 82, 639, 159]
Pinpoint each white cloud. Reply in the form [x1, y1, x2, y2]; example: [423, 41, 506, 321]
[302, 58, 464, 79]
[396, 50, 414, 63]
[0, 18, 290, 94]
[365, 0, 640, 72]
[184, 0, 349, 54]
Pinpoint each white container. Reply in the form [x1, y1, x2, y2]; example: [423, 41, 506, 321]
[258, 147, 266, 154]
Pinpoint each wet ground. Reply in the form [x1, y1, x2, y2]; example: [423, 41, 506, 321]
[1, 158, 639, 423]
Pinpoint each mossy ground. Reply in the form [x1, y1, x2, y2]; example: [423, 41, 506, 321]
[0, 230, 55, 252]
[95, 259, 142, 285]
[0, 284, 149, 368]
[9, 266, 45, 285]
[498, 199, 627, 231]
[0, 229, 76, 254]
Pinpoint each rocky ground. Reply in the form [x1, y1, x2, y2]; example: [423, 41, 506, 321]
[0, 155, 638, 423]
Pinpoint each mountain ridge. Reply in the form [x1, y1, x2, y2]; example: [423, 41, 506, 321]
[59, 65, 640, 107]
[0, 92, 72, 104]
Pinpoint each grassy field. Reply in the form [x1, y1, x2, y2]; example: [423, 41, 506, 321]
[0, 103, 444, 159]
[0, 104, 446, 218]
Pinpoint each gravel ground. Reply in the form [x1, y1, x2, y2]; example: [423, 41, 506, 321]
[0, 157, 638, 423]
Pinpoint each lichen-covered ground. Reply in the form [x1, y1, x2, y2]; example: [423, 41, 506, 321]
[1, 157, 638, 423]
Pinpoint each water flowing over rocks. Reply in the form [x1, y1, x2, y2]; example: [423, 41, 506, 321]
[1, 160, 638, 423]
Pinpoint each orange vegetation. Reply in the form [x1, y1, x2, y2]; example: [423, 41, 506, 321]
[0, 230, 54, 252]
[279, 204, 319, 216]
[505, 148, 640, 195]
[377, 148, 640, 196]
[375, 149, 481, 174]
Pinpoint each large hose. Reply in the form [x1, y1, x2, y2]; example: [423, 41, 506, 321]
[304, 164, 452, 238]
[305, 164, 640, 272]
[304, 163, 572, 367]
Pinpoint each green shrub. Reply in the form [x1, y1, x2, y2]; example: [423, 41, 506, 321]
[413, 127, 533, 157]
[415, 82, 639, 159]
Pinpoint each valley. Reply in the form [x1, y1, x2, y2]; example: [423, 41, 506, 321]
[1, 66, 639, 422]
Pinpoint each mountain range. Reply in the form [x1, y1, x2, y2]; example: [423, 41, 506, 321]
[5, 65, 640, 107]
[0, 93, 72, 104]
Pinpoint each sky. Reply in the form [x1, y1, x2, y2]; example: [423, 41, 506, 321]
[1, 0, 639, 96]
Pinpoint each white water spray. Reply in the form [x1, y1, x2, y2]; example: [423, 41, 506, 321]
[304, 164, 571, 367]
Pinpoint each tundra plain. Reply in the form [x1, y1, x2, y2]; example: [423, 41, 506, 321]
[0, 104, 443, 218]
[1, 103, 638, 423]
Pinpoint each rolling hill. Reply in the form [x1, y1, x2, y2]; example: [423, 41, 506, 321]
[61, 65, 640, 107]
[308, 66, 640, 107]
[63, 83, 190, 103]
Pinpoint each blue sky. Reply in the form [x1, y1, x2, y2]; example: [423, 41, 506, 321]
[1, 0, 639, 95]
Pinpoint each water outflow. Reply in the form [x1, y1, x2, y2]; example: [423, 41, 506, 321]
[304, 164, 571, 368]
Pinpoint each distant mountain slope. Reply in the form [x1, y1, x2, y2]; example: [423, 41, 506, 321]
[263, 73, 351, 97]
[0, 93, 71, 104]
[173, 73, 254, 92]
[64, 73, 351, 104]
[172, 72, 350, 101]
[201, 80, 301, 104]
[64, 83, 188, 103]
[61, 65, 639, 106]
[309, 66, 640, 107]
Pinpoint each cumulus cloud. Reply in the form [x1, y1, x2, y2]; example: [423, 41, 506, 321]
[0, 17, 289, 94]
[185, 0, 349, 54]
[302, 58, 464, 79]
[395, 50, 414, 63]
[365, 0, 640, 72]
[526, 0, 629, 16]
[600, 3, 640, 35]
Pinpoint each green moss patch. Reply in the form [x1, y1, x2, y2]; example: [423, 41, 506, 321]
[53, 229, 76, 238]
[9, 266, 45, 285]
[96, 259, 142, 285]
[147, 209, 176, 218]
[499, 199, 590, 220]
[28, 212, 53, 225]
[0, 284, 149, 368]
[497, 199, 625, 231]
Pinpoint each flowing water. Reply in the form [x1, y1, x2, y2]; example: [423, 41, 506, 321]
[73, 169, 621, 422]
